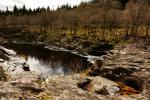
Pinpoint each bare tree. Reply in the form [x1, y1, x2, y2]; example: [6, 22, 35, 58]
[99, 0, 112, 38]
[128, 1, 145, 37]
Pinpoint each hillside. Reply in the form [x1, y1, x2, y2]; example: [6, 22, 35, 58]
[0, 0, 149, 48]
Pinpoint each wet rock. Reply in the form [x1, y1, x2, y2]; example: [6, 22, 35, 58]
[0, 46, 16, 55]
[0, 48, 9, 55]
[0, 51, 9, 60]
[22, 62, 30, 71]
[123, 76, 144, 92]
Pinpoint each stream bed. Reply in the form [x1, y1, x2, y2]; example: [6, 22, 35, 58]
[2, 43, 93, 77]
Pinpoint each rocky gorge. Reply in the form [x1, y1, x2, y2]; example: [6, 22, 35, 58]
[0, 40, 149, 100]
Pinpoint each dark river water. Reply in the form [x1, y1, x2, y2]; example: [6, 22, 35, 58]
[3, 43, 91, 76]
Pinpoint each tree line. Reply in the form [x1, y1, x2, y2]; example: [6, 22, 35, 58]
[0, 4, 77, 16]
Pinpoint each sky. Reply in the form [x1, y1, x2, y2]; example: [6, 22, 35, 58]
[0, 0, 91, 10]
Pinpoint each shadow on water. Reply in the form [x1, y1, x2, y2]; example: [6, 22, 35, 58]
[2, 43, 91, 77]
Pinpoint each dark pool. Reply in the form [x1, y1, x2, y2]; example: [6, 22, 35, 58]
[2, 43, 91, 76]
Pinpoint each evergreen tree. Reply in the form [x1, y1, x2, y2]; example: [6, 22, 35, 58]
[22, 5, 27, 15]
[13, 5, 18, 15]
[58, 4, 72, 10]
[5, 7, 10, 15]
[28, 8, 32, 15]
[47, 6, 50, 11]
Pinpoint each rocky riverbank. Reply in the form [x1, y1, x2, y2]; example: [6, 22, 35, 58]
[0, 28, 114, 56]
[0, 42, 150, 100]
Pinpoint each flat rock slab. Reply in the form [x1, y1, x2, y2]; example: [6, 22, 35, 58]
[43, 75, 126, 100]
[0, 82, 21, 99]
[101, 44, 150, 99]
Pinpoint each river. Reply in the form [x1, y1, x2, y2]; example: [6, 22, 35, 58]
[2, 43, 92, 77]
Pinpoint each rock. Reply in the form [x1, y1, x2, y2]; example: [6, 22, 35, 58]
[93, 60, 103, 68]
[89, 68, 101, 76]
[98, 67, 137, 81]
[81, 40, 91, 48]
[101, 43, 150, 98]
[0, 46, 16, 55]
[43, 75, 103, 100]
[0, 58, 4, 62]
[37, 92, 53, 100]
[88, 59, 103, 76]
[123, 76, 144, 92]
[0, 43, 149, 99]
[0, 47, 9, 55]
[65, 44, 76, 50]
[0, 51, 9, 60]
[11, 81, 43, 92]
[61, 37, 68, 45]
[22, 62, 30, 71]
[92, 76, 119, 94]
[3, 52, 28, 73]
[10, 71, 40, 82]
[95, 86, 109, 95]
[0, 66, 8, 81]
[77, 76, 120, 95]
[133, 59, 145, 63]
[9, 72, 43, 97]
[77, 78, 91, 90]
[0, 82, 21, 99]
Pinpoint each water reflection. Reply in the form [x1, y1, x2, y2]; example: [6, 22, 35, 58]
[27, 56, 67, 76]
[3, 43, 91, 76]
